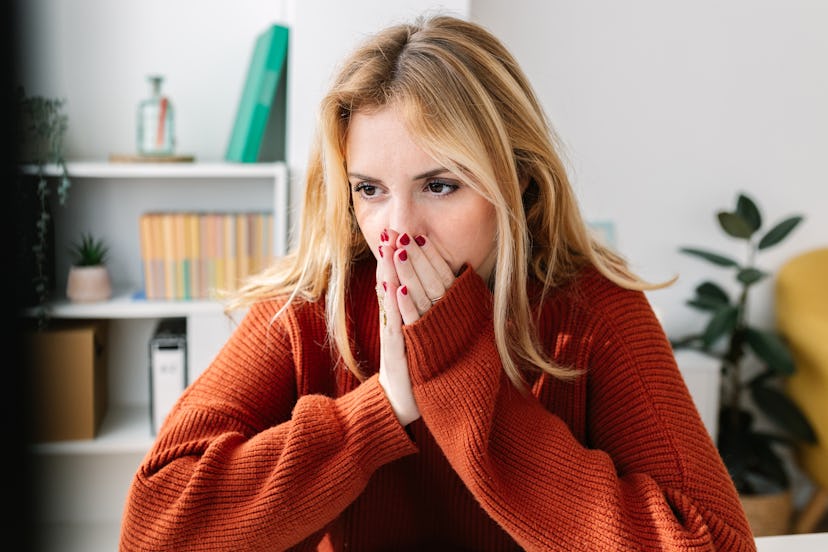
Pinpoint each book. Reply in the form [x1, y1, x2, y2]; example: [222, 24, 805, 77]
[161, 213, 175, 300]
[251, 212, 264, 274]
[199, 213, 210, 298]
[211, 213, 225, 295]
[264, 212, 274, 267]
[139, 214, 154, 299]
[186, 212, 200, 299]
[236, 212, 250, 284]
[149, 213, 165, 299]
[225, 24, 289, 162]
[223, 213, 237, 291]
[173, 212, 187, 299]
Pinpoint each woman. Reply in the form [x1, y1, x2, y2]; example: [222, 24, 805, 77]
[120, 14, 755, 551]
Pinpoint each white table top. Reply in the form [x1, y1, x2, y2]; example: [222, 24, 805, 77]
[755, 532, 828, 551]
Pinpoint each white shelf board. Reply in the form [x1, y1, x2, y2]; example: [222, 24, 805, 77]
[20, 160, 287, 179]
[31, 405, 155, 455]
[24, 288, 231, 319]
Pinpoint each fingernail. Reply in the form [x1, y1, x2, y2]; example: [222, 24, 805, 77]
[414, 235, 426, 247]
[400, 285, 408, 295]
[398, 249, 408, 262]
[381, 229, 389, 242]
[382, 281, 387, 291]
[399, 233, 411, 246]
[378, 245, 384, 258]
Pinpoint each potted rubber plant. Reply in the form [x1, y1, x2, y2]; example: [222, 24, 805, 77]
[671, 192, 817, 536]
[66, 232, 112, 303]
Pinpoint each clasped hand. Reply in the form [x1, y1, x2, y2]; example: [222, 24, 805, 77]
[376, 229, 455, 426]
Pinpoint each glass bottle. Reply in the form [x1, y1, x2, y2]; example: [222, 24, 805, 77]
[137, 75, 175, 156]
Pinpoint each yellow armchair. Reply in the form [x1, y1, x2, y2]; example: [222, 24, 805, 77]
[775, 247, 828, 533]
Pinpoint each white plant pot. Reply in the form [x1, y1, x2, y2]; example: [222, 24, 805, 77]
[66, 265, 112, 303]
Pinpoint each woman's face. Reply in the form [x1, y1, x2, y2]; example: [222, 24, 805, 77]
[346, 106, 498, 281]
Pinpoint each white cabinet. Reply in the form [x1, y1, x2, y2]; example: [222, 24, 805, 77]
[26, 161, 288, 552]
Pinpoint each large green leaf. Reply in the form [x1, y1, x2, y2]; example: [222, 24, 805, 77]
[703, 306, 739, 348]
[750, 384, 818, 443]
[745, 328, 795, 375]
[737, 268, 767, 286]
[689, 282, 730, 311]
[696, 281, 730, 304]
[688, 298, 725, 311]
[679, 247, 740, 268]
[718, 211, 754, 239]
[736, 194, 762, 232]
[758, 216, 803, 250]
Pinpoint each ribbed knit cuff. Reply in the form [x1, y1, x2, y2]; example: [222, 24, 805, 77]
[337, 374, 419, 473]
[403, 266, 494, 384]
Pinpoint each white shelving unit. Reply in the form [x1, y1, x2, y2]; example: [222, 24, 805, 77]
[25, 160, 288, 552]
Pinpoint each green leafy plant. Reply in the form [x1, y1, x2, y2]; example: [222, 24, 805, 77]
[671, 193, 817, 495]
[16, 87, 72, 328]
[69, 233, 109, 267]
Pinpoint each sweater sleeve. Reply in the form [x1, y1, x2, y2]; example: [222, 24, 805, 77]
[403, 268, 756, 552]
[119, 301, 418, 551]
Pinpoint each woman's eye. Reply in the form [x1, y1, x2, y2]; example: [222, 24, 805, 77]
[426, 180, 458, 195]
[353, 182, 378, 197]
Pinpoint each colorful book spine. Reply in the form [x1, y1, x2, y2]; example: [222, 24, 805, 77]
[150, 213, 165, 299]
[186, 212, 200, 299]
[237, 213, 248, 286]
[173, 212, 187, 300]
[198, 213, 210, 299]
[161, 213, 175, 300]
[211, 213, 227, 293]
[137, 210, 277, 301]
[223, 213, 237, 292]
[252, 212, 264, 274]
[139, 213, 154, 299]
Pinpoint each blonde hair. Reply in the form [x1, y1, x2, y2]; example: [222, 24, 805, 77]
[229, 14, 670, 389]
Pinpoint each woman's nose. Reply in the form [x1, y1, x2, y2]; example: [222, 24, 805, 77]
[387, 197, 422, 237]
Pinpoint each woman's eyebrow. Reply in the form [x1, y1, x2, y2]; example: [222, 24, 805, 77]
[347, 172, 377, 182]
[412, 167, 450, 180]
[347, 168, 450, 182]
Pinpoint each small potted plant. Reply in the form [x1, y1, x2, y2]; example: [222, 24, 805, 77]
[66, 232, 112, 303]
[671, 192, 817, 536]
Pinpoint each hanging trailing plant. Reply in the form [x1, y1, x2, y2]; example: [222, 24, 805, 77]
[16, 87, 72, 329]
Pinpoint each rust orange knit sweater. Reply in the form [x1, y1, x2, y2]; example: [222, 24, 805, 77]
[119, 260, 756, 551]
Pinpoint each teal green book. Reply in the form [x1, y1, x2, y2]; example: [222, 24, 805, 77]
[225, 24, 289, 162]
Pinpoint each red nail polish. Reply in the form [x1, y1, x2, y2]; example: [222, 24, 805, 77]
[378, 245, 384, 258]
[381, 230, 388, 242]
[399, 233, 410, 245]
[382, 281, 387, 291]
[398, 249, 408, 262]
[414, 235, 426, 247]
[400, 285, 408, 295]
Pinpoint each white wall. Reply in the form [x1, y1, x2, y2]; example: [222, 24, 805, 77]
[16, 0, 826, 342]
[471, 0, 828, 340]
